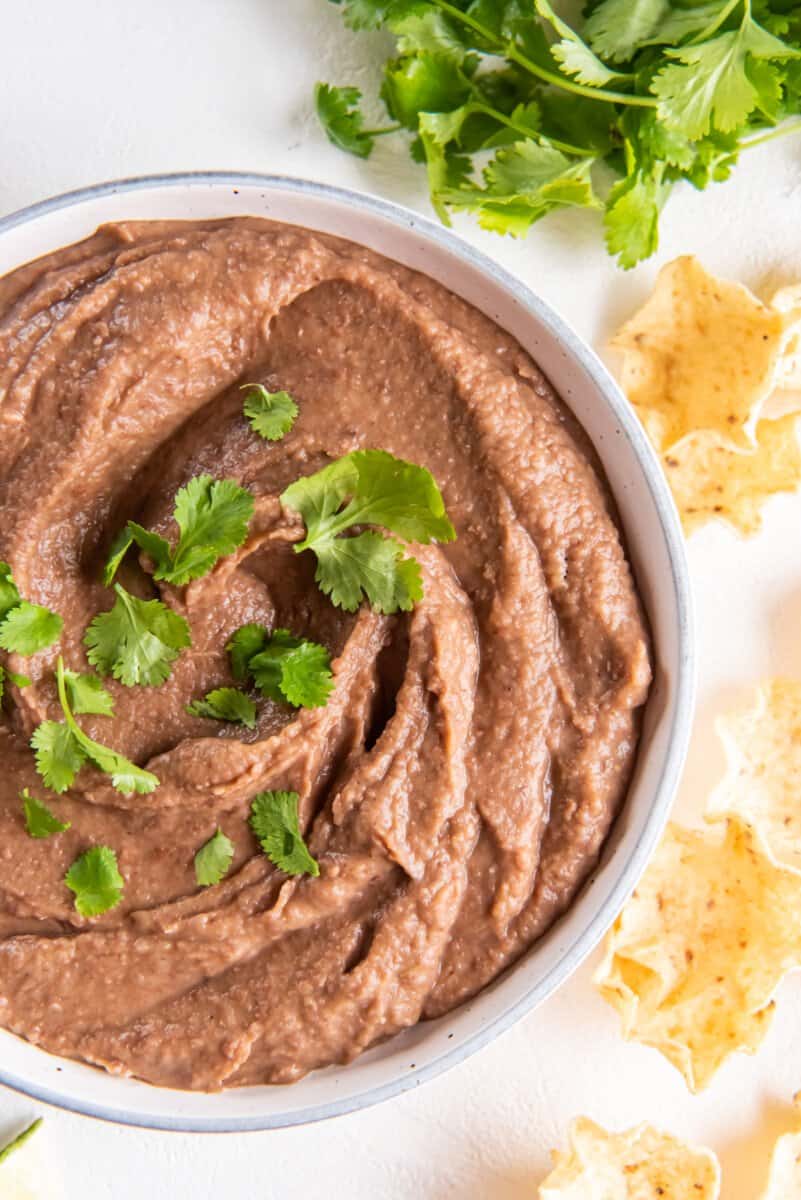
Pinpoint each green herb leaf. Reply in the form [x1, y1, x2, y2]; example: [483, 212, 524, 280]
[22, 788, 71, 839]
[583, 0, 670, 64]
[241, 383, 299, 442]
[84, 584, 191, 687]
[226, 623, 269, 682]
[31, 721, 87, 794]
[315, 84, 377, 157]
[103, 527, 135, 587]
[604, 162, 668, 269]
[250, 790, 320, 877]
[31, 658, 159, 796]
[0, 601, 62, 656]
[247, 629, 334, 708]
[108, 476, 255, 588]
[0, 562, 21, 623]
[534, 0, 627, 86]
[62, 669, 115, 716]
[0, 665, 31, 701]
[653, 10, 801, 138]
[65, 846, 124, 917]
[186, 687, 257, 728]
[0, 1119, 43, 1165]
[194, 828, 235, 887]
[282, 449, 453, 614]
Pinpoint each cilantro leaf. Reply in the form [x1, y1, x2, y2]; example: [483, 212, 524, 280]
[31, 721, 87, 794]
[241, 384, 299, 441]
[389, 8, 467, 61]
[441, 141, 599, 236]
[226, 623, 269, 682]
[249, 790, 320, 877]
[103, 527, 134, 587]
[0, 1120, 42, 1165]
[62, 669, 115, 716]
[534, 0, 628, 86]
[381, 53, 473, 129]
[583, 0, 670, 63]
[194, 828, 235, 887]
[0, 600, 62, 656]
[186, 687, 257, 728]
[22, 788, 71, 839]
[107, 476, 255, 588]
[31, 658, 159, 796]
[0, 666, 30, 701]
[329, 0, 400, 32]
[65, 846, 124, 917]
[653, 8, 801, 138]
[281, 449, 454, 614]
[315, 84, 380, 157]
[0, 562, 21, 623]
[84, 584, 191, 688]
[248, 629, 334, 708]
[605, 162, 668, 269]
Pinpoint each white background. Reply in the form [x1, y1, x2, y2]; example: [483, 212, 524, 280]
[2, 2, 801, 1196]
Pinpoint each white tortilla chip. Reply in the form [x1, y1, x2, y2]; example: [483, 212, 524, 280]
[708, 680, 801, 874]
[539, 1116, 721, 1199]
[611, 256, 795, 452]
[594, 819, 801, 1092]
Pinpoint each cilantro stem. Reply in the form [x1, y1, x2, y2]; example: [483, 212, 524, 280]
[0, 1119, 42, 1165]
[55, 656, 83, 742]
[740, 118, 801, 150]
[430, 0, 658, 108]
[469, 100, 595, 158]
[691, 0, 743, 43]
[363, 124, 402, 136]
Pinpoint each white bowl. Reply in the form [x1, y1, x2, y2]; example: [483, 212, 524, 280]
[0, 173, 694, 1132]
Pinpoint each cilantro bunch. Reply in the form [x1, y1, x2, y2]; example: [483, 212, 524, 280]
[318, 0, 801, 267]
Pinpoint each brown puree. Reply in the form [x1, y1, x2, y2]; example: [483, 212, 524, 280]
[0, 218, 651, 1090]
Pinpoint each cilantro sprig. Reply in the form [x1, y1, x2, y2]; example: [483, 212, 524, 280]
[250, 790, 320, 877]
[31, 657, 159, 795]
[0, 561, 62, 655]
[241, 384, 299, 442]
[105, 475, 255, 588]
[319, 0, 801, 266]
[227, 624, 334, 708]
[85, 584, 191, 688]
[281, 449, 455, 613]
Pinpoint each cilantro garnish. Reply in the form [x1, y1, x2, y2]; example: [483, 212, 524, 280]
[227, 624, 334, 709]
[0, 666, 31, 702]
[241, 383, 299, 441]
[281, 449, 454, 613]
[0, 1119, 42, 1165]
[186, 686, 257, 728]
[0, 561, 62, 655]
[318, 0, 801, 266]
[31, 657, 159, 795]
[315, 83, 400, 157]
[249, 790, 320, 877]
[62, 668, 115, 716]
[104, 475, 255, 588]
[194, 828, 235, 886]
[65, 846, 124, 917]
[84, 584, 191, 687]
[22, 789, 71, 839]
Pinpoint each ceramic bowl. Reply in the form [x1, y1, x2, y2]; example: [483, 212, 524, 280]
[0, 173, 694, 1131]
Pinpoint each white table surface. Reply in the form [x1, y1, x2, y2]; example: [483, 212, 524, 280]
[2, 3, 801, 1196]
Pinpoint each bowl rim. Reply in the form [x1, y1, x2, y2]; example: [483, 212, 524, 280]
[0, 171, 695, 1133]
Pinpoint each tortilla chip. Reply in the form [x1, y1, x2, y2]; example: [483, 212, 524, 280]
[707, 680, 801, 875]
[594, 819, 801, 1092]
[759, 1094, 801, 1200]
[611, 256, 794, 452]
[539, 1116, 721, 1199]
[663, 414, 801, 536]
